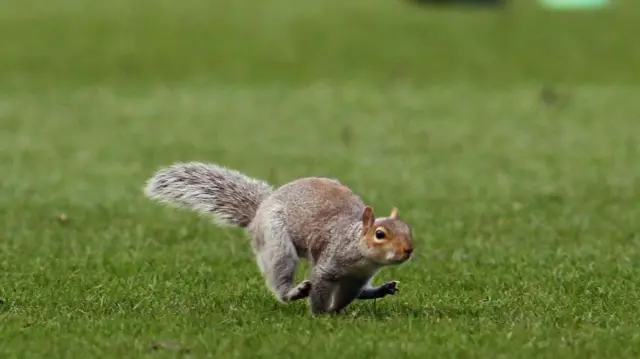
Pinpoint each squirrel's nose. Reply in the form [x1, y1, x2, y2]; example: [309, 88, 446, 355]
[405, 247, 414, 255]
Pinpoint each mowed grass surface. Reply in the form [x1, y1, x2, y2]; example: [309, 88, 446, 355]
[2, 0, 640, 358]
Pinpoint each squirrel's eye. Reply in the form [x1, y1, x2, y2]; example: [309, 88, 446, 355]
[375, 230, 386, 240]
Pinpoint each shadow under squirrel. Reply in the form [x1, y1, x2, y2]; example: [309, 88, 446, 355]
[144, 162, 415, 315]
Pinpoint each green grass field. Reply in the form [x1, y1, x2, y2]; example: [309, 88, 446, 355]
[2, 0, 640, 358]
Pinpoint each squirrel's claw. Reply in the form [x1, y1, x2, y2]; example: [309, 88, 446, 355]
[384, 281, 399, 295]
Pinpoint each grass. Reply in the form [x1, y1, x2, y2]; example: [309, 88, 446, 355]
[1, 0, 640, 358]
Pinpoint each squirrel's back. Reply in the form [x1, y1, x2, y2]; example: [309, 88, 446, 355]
[256, 177, 365, 252]
[277, 177, 363, 222]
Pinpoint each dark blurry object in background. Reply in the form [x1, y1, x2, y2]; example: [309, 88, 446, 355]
[539, 86, 559, 106]
[407, 0, 506, 7]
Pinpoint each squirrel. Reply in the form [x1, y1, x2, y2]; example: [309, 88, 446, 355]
[143, 162, 415, 315]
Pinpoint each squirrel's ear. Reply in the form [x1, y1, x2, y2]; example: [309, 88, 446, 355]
[390, 207, 399, 219]
[362, 206, 375, 233]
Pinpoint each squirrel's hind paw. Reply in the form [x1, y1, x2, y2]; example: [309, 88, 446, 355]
[284, 280, 312, 302]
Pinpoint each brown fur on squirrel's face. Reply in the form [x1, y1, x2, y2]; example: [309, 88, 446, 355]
[361, 206, 414, 265]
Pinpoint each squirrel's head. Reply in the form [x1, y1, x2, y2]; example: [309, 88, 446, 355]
[360, 206, 414, 265]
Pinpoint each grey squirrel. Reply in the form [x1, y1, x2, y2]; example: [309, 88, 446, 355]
[144, 162, 415, 314]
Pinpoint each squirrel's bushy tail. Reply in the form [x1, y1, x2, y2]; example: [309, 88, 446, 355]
[144, 162, 273, 228]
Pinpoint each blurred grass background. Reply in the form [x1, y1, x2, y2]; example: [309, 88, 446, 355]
[1, 0, 638, 88]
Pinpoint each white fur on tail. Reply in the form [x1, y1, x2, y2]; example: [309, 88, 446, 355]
[143, 162, 273, 228]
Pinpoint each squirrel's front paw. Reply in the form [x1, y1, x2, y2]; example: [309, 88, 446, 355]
[383, 281, 399, 296]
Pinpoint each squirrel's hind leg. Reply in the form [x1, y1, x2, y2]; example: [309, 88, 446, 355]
[249, 216, 310, 303]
